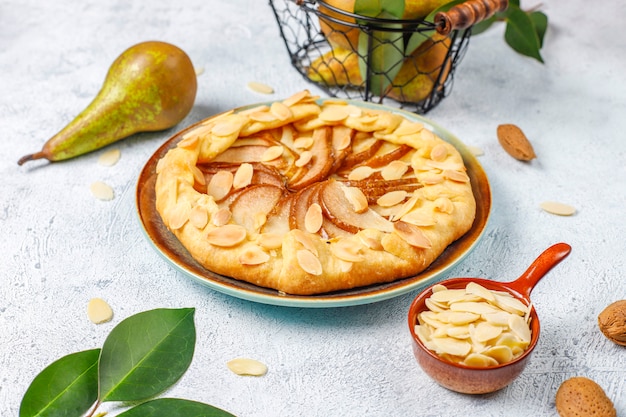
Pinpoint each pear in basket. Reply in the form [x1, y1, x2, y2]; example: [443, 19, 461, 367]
[308, 33, 451, 103]
[319, 0, 452, 51]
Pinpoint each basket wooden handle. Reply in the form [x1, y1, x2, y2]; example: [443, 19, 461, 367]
[435, 0, 509, 35]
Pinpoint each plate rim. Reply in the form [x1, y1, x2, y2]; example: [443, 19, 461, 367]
[135, 99, 491, 308]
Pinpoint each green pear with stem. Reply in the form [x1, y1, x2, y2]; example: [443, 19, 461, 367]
[18, 40, 197, 166]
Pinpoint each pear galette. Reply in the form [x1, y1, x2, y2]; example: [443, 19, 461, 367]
[154, 91, 476, 295]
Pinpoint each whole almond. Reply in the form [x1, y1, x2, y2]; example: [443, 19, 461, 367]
[598, 300, 626, 346]
[555, 377, 616, 417]
[497, 124, 536, 161]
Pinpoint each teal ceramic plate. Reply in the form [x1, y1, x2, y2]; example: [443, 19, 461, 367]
[136, 100, 491, 308]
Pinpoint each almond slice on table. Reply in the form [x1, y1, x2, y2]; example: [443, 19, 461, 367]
[247, 81, 274, 95]
[98, 148, 121, 166]
[90, 181, 114, 201]
[540, 201, 576, 216]
[87, 298, 113, 324]
[227, 358, 268, 376]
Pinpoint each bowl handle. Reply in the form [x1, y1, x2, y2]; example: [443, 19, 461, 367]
[508, 243, 572, 299]
[435, 0, 509, 35]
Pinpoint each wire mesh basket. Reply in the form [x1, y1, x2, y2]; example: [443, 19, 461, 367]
[269, 0, 508, 113]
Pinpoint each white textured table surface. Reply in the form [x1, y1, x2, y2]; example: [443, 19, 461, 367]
[1, 0, 625, 416]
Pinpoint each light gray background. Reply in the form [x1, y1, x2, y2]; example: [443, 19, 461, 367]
[1, 0, 625, 416]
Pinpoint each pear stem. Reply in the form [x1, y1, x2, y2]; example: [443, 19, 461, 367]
[17, 151, 47, 166]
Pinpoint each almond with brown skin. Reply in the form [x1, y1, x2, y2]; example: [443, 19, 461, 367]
[598, 300, 626, 346]
[497, 124, 536, 161]
[555, 377, 616, 417]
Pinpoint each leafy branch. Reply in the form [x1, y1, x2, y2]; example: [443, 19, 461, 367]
[20, 308, 236, 417]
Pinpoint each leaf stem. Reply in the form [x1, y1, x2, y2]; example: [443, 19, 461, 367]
[84, 399, 102, 417]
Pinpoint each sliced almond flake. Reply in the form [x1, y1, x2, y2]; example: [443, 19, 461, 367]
[539, 201, 576, 216]
[434, 197, 454, 214]
[280, 124, 295, 146]
[296, 249, 323, 275]
[354, 114, 379, 124]
[295, 150, 313, 167]
[430, 144, 448, 162]
[238, 105, 270, 116]
[482, 311, 513, 326]
[400, 210, 436, 227]
[249, 111, 278, 123]
[333, 128, 352, 151]
[87, 298, 113, 324]
[282, 90, 310, 107]
[270, 101, 292, 120]
[444, 169, 470, 183]
[358, 234, 383, 251]
[390, 194, 419, 222]
[432, 284, 448, 293]
[331, 239, 365, 263]
[394, 121, 424, 136]
[496, 332, 529, 350]
[425, 298, 446, 313]
[292, 229, 318, 256]
[431, 337, 472, 357]
[393, 221, 431, 249]
[473, 321, 503, 342]
[194, 66, 205, 76]
[304, 203, 323, 234]
[189, 205, 209, 229]
[381, 160, 409, 181]
[207, 170, 234, 201]
[483, 345, 513, 364]
[493, 293, 528, 316]
[462, 353, 498, 367]
[257, 233, 283, 250]
[190, 165, 206, 186]
[212, 208, 232, 226]
[348, 165, 375, 181]
[90, 181, 115, 201]
[261, 145, 284, 161]
[508, 315, 531, 343]
[252, 212, 267, 231]
[239, 244, 270, 265]
[293, 136, 314, 149]
[211, 120, 241, 137]
[247, 81, 274, 95]
[169, 202, 191, 230]
[450, 301, 501, 315]
[446, 311, 481, 326]
[98, 148, 121, 166]
[319, 105, 350, 122]
[419, 312, 447, 329]
[233, 163, 254, 189]
[206, 224, 247, 247]
[465, 282, 496, 303]
[178, 135, 199, 149]
[227, 358, 268, 376]
[377, 190, 408, 208]
[342, 186, 368, 213]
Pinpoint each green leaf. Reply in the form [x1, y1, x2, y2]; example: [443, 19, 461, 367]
[117, 398, 237, 417]
[530, 10, 548, 47]
[469, 16, 496, 36]
[99, 308, 196, 402]
[504, 6, 544, 62]
[20, 349, 100, 417]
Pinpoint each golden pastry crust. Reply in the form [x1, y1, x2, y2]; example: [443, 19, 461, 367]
[155, 91, 476, 295]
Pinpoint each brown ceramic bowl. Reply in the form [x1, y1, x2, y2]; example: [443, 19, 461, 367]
[408, 243, 571, 394]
